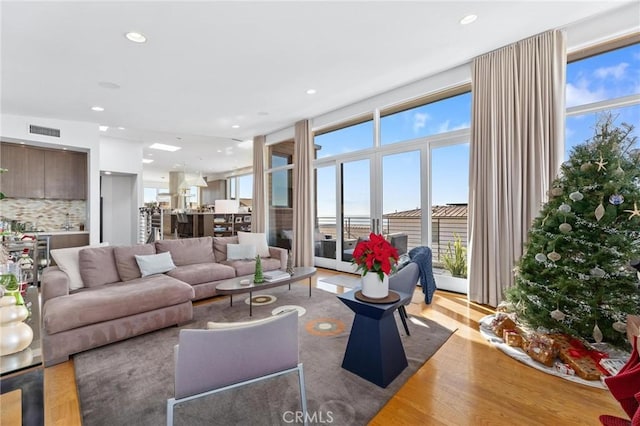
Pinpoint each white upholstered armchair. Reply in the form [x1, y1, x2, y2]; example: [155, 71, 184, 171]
[166, 310, 307, 425]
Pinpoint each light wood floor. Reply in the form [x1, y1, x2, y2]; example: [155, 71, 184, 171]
[42, 268, 626, 426]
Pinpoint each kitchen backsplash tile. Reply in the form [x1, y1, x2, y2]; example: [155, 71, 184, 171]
[1, 199, 87, 231]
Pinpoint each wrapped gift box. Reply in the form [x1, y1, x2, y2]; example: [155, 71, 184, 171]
[552, 334, 605, 381]
[523, 333, 557, 367]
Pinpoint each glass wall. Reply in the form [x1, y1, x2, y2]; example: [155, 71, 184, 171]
[267, 140, 295, 247]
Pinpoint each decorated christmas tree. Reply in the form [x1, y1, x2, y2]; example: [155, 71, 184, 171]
[253, 255, 264, 283]
[506, 114, 640, 349]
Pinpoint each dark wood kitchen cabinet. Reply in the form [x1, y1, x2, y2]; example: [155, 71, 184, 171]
[44, 149, 87, 200]
[0, 142, 46, 198]
[0, 142, 87, 200]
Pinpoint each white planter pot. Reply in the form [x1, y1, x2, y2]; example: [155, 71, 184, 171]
[435, 273, 468, 294]
[361, 272, 389, 299]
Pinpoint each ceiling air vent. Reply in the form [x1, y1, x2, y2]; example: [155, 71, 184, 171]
[29, 124, 60, 138]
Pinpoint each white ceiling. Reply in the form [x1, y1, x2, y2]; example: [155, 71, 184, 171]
[1, 1, 636, 183]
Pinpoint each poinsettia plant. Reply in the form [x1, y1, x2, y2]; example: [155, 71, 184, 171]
[351, 233, 399, 281]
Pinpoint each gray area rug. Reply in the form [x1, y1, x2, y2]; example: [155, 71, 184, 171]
[74, 286, 454, 426]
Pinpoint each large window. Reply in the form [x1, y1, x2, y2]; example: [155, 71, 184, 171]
[565, 41, 640, 159]
[267, 140, 295, 247]
[380, 92, 472, 144]
[314, 118, 374, 159]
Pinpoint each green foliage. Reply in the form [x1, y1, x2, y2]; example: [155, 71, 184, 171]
[0, 273, 19, 290]
[253, 255, 264, 283]
[443, 233, 467, 278]
[506, 114, 640, 349]
[0, 167, 7, 200]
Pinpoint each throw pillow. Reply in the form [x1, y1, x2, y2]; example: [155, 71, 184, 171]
[134, 252, 176, 277]
[237, 231, 270, 258]
[50, 242, 110, 291]
[226, 244, 257, 260]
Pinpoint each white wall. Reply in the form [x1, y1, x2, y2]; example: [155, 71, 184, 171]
[99, 136, 144, 244]
[1, 114, 101, 244]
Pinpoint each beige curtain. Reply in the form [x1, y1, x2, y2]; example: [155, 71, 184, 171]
[251, 135, 266, 233]
[468, 30, 566, 306]
[292, 120, 314, 266]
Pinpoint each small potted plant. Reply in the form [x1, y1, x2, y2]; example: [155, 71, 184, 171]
[352, 233, 399, 298]
[436, 233, 468, 293]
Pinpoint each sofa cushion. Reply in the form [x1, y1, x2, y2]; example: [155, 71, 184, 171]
[226, 244, 256, 260]
[79, 246, 120, 288]
[135, 252, 176, 277]
[50, 243, 110, 291]
[43, 274, 194, 335]
[222, 257, 282, 277]
[114, 244, 156, 281]
[237, 231, 270, 258]
[155, 237, 215, 266]
[166, 263, 236, 285]
[213, 236, 238, 262]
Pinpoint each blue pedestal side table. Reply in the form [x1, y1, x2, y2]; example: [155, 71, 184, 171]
[337, 288, 410, 388]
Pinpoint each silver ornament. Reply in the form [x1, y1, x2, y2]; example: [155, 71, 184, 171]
[558, 203, 571, 213]
[590, 267, 606, 278]
[580, 162, 593, 171]
[612, 164, 624, 177]
[535, 253, 547, 262]
[609, 194, 624, 205]
[593, 324, 603, 343]
[612, 321, 627, 333]
[547, 251, 561, 262]
[550, 309, 566, 321]
[595, 203, 605, 221]
[559, 223, 572, 234]
[569, 191, 584, 201]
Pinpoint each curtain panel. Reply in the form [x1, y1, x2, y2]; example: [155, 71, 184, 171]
[468, 29, 566, 306]
[293, 120, 314, 267]
[251, 135, 266, 233]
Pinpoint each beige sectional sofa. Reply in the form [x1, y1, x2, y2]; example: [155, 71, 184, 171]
[41, 236, 287, 366]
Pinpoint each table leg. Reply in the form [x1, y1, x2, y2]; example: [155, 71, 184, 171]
[309, 277, 311, 297]
[341, 313, 408, 388]
[249, 291, 253, 316]
[229, 294, 233, 307]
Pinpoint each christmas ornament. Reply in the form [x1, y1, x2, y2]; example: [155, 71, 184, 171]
[612, 321, 627, 333]
[593, 324, 603, 343]
[559, 223, 572, 234]
[590, 267, 606, 277]
[550, 309, 566, 321]
[609, 194, 624, 205]
[551, 187, 564, 197]
[595, 154, 608, 171]
[547, 251, 561, 262]
[580, 162, 593, 171]
[535, 253, 547, 262]
[595, 203, 605, 221]
[558, 203, 571, 213]
[624, 202, 640, 220]
[569, 191, 584, 201]
[612, 163, 624, 177]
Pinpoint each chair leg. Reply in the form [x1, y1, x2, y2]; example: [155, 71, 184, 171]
[398, 306, 410, 336]
[167, 399, 175, 426]
[298, 363, 308, 426]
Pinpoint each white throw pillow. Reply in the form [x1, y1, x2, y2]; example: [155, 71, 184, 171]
[226, 244, 257, 260]
[134, 252, 176, 277]
[50, 242, 110, 291]
[237, 231, 270, 258]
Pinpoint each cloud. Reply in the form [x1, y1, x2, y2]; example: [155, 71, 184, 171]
[413, 112, 429, 133]
[437, 120, 469, 133]
[594, 62, 629, 80]
[566, 77, 606, 108]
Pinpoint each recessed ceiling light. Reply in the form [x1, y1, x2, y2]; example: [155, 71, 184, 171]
[306, 89, 317, 95]
[460, 14, 477, 25]
[147, 153, 153, 156]
[149, 143, 182, 152]
[117, 126, 125, 130]
[104, 171, 112, 175]
[217, 150, 222, 153]
[142, 159, 154, 164]
[125, 32, 147, 43]
[257, 111, 269, 116]
[231, 124, 240, 129]
[91, 106, 104, 112]
[99, 125, 109, 131]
